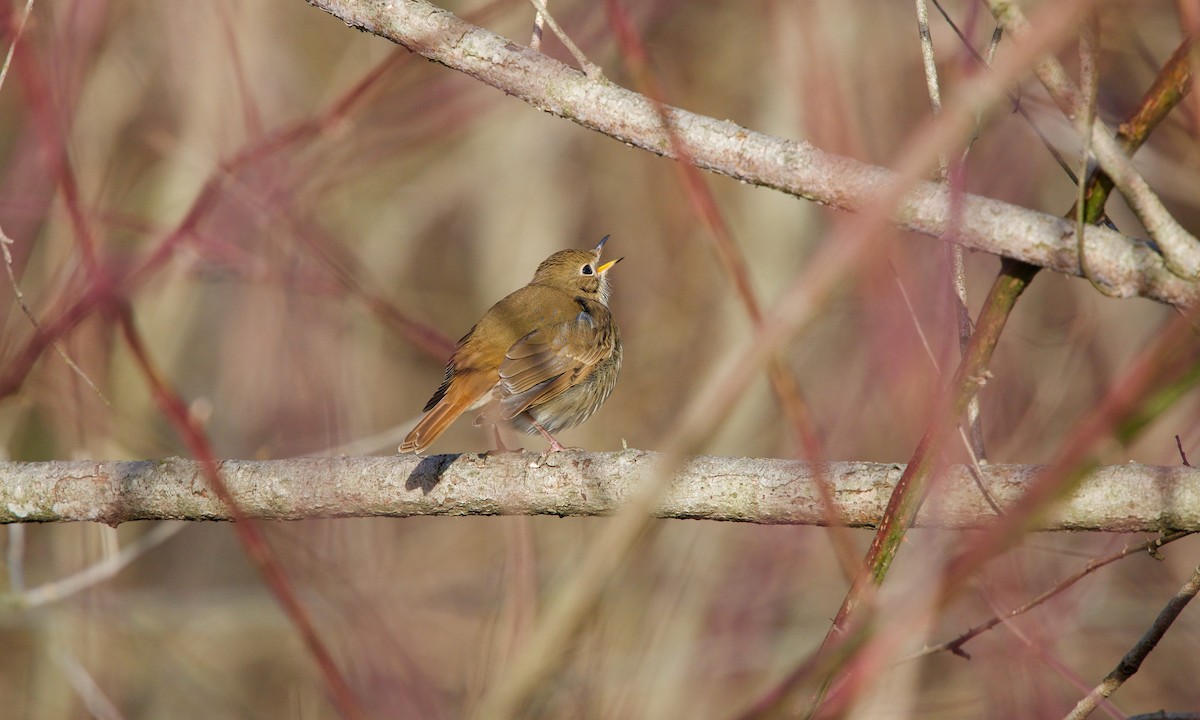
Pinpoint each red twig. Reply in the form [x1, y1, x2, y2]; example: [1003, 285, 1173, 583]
[114, 302, 363, 720]
[600, 0, 824, 450]
[0, 26, 455, 402]
[16, 6, 102, 277]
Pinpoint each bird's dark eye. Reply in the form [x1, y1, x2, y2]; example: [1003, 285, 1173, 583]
[581, 264, 594, 275]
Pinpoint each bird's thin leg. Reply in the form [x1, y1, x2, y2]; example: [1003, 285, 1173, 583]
[489, 425, 523, 454]
[524, 413, 568, 452]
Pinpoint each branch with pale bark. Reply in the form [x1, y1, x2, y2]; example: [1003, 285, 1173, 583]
[306, 0, 1198, 306]
[3, 452, 1198, 531]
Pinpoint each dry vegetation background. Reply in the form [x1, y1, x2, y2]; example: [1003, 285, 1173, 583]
[2, 0, 1199, 718]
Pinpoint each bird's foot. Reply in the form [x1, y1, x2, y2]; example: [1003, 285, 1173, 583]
[526, 417, 578, 453]
[484, 446, 525, 456]
[487, 426, 524, 455]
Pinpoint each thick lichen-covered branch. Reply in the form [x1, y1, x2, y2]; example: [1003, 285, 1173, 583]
[3, 451, 1198, 530]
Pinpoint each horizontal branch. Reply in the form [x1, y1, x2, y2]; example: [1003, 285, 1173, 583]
[307, 0, 1197, 306]
[3, 451, 1197, 531]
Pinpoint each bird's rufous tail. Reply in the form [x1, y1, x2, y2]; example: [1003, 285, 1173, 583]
[399, 376, 490, 453]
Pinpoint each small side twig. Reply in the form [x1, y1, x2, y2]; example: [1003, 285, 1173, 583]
[930, 0, 1077, 181]
[915, 0, 947, 172]
[55, 651, 126, 720]
[529, 0, 545, 49]
[0, 227, 109, 404]
[958, 425, 1003, 516]
[980, 590, 1125, 718]
[10, 522, 185, 608]
[906, 530, 1194, 661]
[916, 0, 989, 461]
[1063, 562, 1200, 720]
[525, 0, 601, 77]
[0, 0, 35, 95]
[1175, 435, 1191, 467]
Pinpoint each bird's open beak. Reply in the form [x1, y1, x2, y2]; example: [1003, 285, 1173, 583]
[594, 235, 622, 273]
[597, 256, 622, 274]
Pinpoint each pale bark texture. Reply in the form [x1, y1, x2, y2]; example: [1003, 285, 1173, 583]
[3, 452, 1197, 531]
[305, 0, 1198, 306]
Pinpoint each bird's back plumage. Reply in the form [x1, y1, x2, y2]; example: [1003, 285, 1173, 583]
[400, 241, 622, 454]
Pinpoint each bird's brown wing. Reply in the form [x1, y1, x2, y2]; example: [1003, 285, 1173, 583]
[494, 308, 611, 421]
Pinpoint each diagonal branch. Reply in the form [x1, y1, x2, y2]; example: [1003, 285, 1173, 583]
[306, 0, 1197, 306]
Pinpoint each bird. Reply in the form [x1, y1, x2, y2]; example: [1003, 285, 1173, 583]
[399, 236, 623, 454]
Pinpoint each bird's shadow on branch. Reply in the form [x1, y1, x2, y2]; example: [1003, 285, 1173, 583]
[406, 453, 462, 493]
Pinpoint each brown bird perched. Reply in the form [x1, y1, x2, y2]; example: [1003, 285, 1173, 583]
[399, 236, 623, 454]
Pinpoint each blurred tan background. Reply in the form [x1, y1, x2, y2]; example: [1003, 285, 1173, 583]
[2, 0, 1199, 717]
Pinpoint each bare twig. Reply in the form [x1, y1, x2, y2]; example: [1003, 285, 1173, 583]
[114, 307, 363, 720]
[907, 530, 1194, 661]
[893, 271, 941, 375]
[0, 0, 35, 95]
[931, 0, 1075, 178]
[794, 24, 1200, 715]
[958, 425, 1004, 515]
[1, 226, 109, 404]
[915, 0, 946, 172]
[914, 0, 986, 461]
[981, 590, 1126, 719]
[10, 522, 185, 608]
[963, 22, 1004, 163]
[525, 0, 600, 77]
[529, 2, 544, 49]
[55, 652, 126, 720]
[1063, 563, 1200, 720]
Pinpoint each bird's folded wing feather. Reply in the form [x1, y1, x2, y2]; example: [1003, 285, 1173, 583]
[496, 310, 609, 420]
